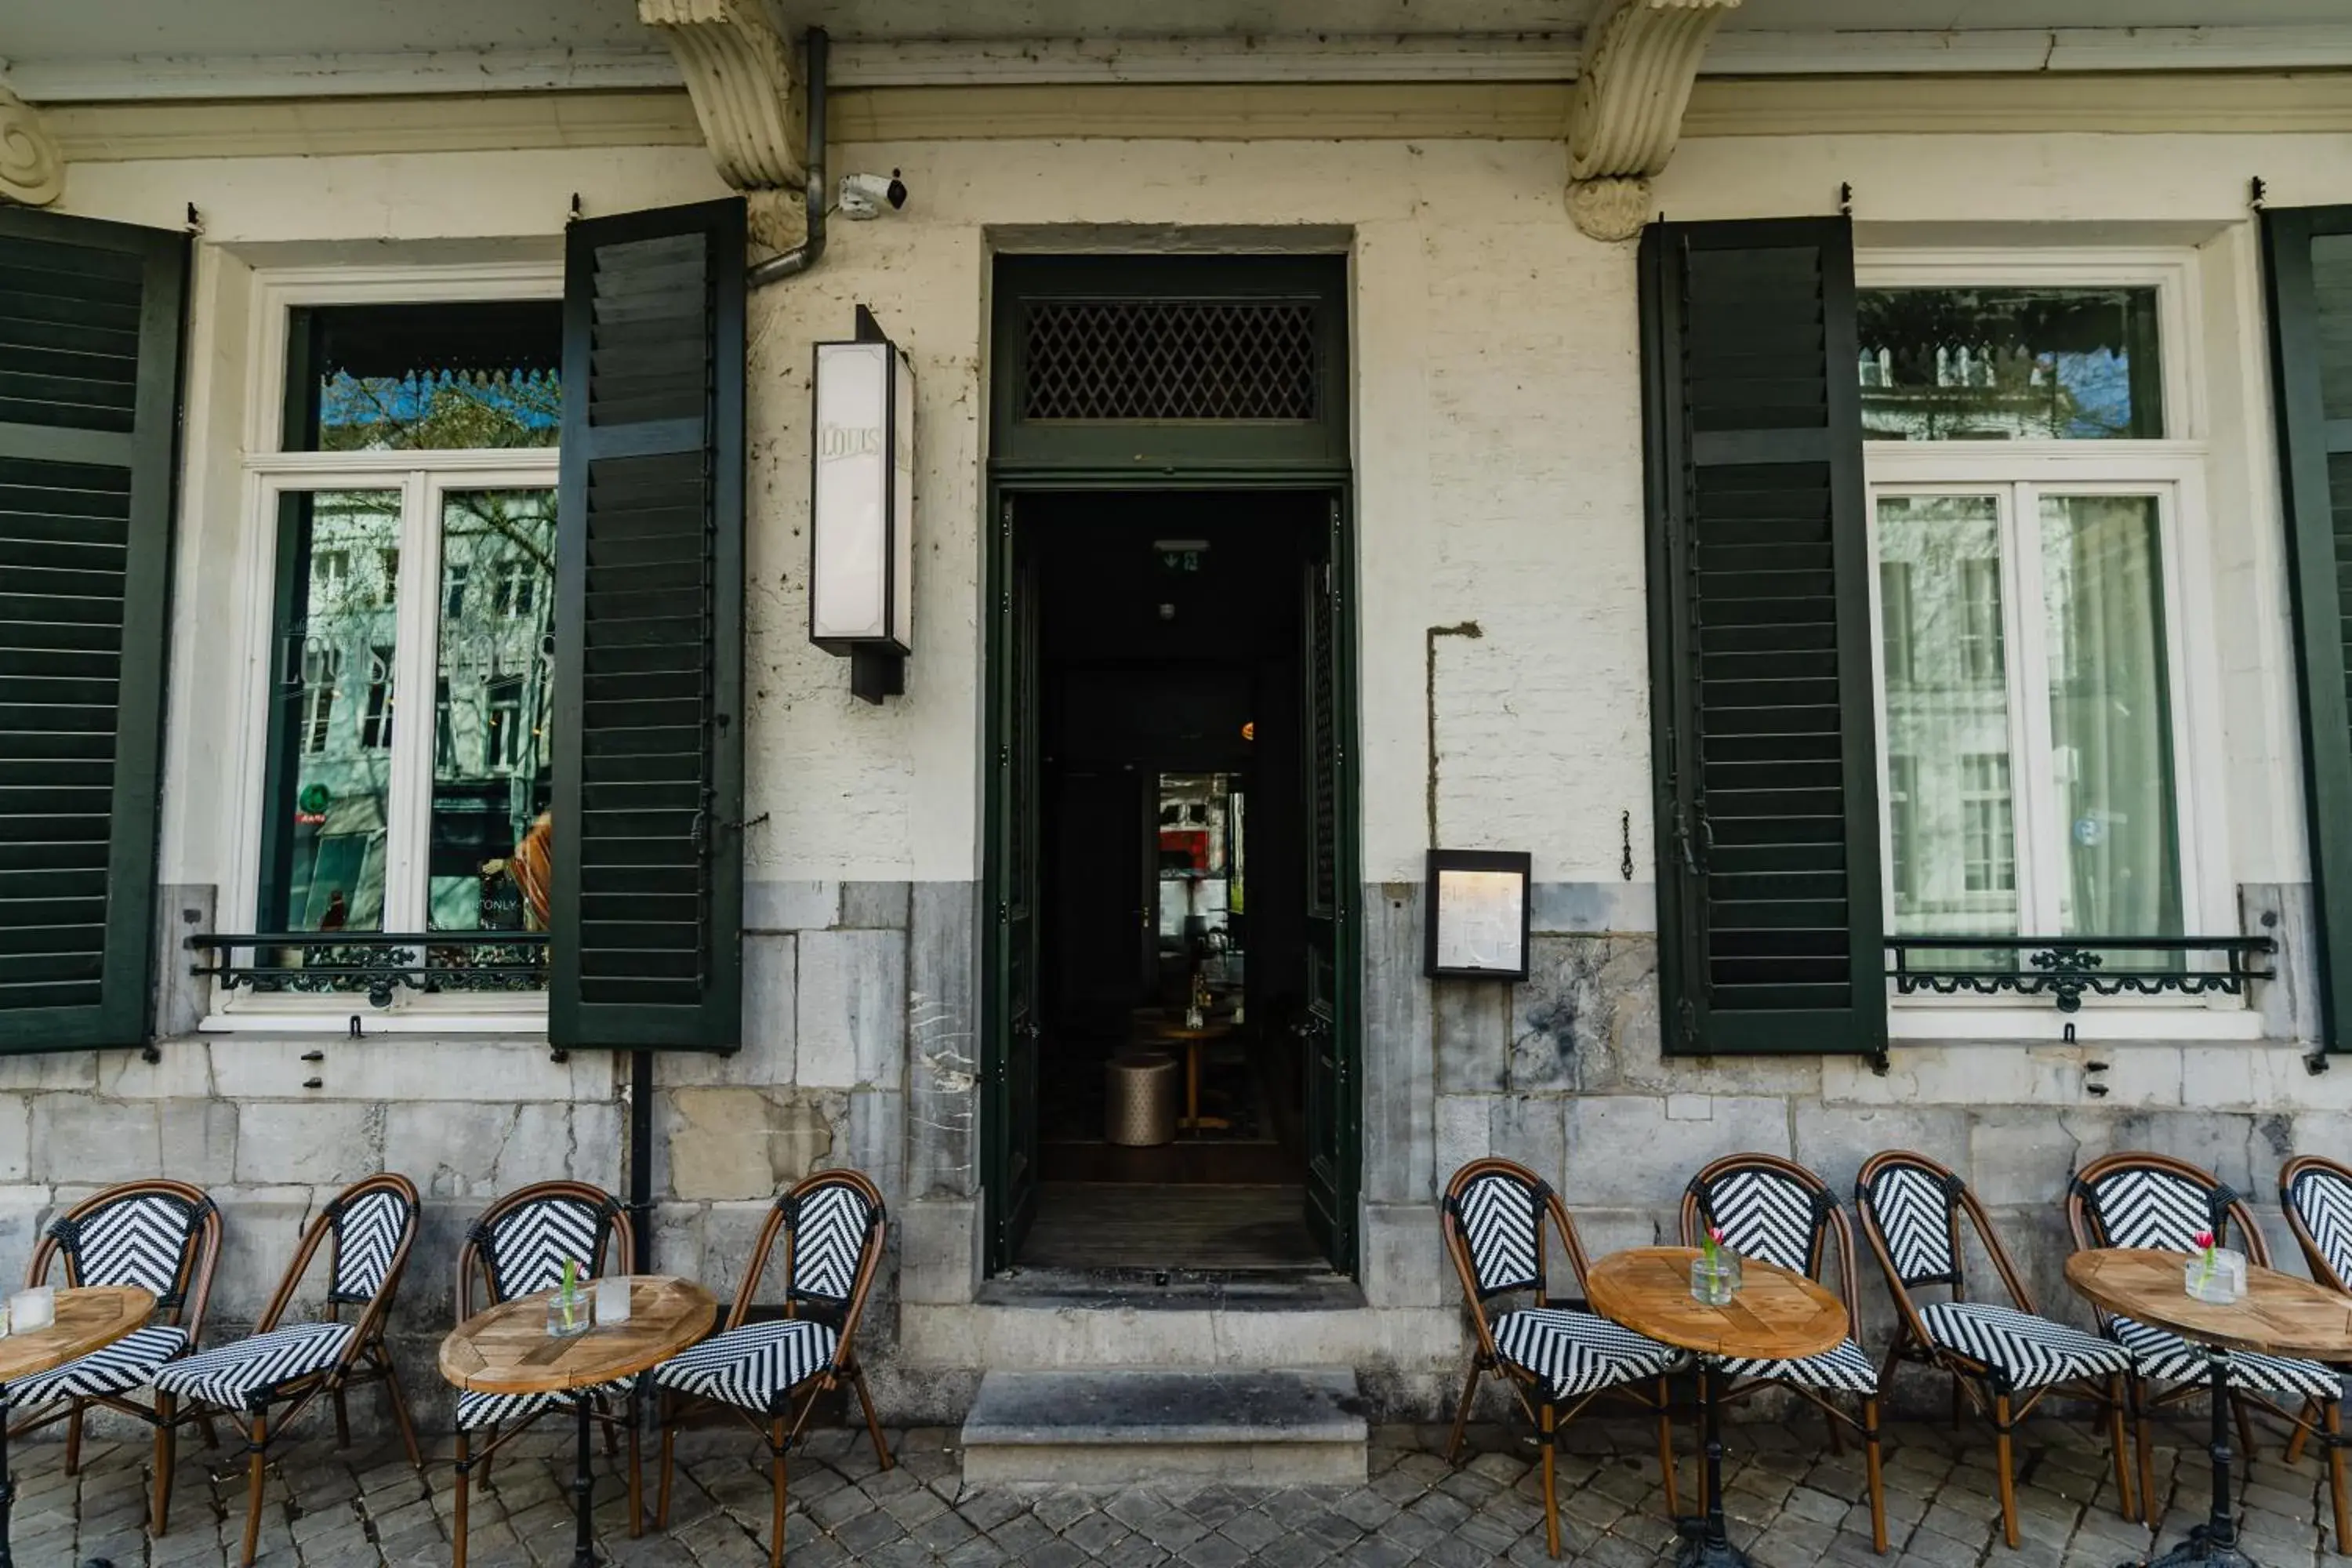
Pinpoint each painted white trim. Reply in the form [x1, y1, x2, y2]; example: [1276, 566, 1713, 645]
[13, 26, 2352, 101]
[1857, 241, 2248, 1022]
[203, 259, 564, 1031]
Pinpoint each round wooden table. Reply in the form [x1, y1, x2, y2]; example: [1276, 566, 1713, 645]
[0, 1285, 156, 1567]
[1588, 1247, 1849, 1568]
[2068, 1247, 2352, 1568]
[439, 1276, 715, 1568]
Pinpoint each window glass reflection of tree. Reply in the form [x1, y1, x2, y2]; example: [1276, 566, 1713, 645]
[430, 489, 557, 939]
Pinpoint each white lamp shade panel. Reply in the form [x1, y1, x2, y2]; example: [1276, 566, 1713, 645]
[811, 339, 913, 651]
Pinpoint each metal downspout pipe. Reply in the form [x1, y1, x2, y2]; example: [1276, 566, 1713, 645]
[749, 26, 827, 288]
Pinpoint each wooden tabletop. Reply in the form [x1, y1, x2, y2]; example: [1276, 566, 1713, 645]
[437, 1276, 716, 1396]
[1587, 1247, 1849, 1362]
[0, 1286, 156, 1388]
[2067, 1247, 2352, 1359]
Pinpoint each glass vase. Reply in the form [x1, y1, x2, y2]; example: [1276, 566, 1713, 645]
[546, 1286, 592, 1338]
[2184, 1248, 2247, 1305]
[1690, 1252, 1742, 1306]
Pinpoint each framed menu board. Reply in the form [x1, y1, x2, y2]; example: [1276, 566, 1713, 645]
[1425, 850, 1533, 981]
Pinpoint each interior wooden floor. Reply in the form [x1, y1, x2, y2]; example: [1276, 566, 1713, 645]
[1018, 1182, 1325, 1272]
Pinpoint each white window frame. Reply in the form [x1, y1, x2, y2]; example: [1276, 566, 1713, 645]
[1857, 248, 2251, 1040]
[206, 262, 561, 1033]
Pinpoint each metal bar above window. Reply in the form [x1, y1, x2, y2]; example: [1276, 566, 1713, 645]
[1884, 935, 2275, 1014]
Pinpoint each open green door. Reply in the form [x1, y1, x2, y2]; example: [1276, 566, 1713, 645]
[985, 495, 1043, 1269]
[1300, 495, 1359, 1272]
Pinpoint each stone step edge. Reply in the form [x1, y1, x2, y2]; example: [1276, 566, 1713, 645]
[959, 1367, 1367, 1449]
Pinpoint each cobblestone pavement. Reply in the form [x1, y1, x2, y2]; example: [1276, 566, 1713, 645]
[14, 1410, 2342, 1568]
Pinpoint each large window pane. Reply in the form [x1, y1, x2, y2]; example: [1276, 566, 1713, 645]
[258, 490, 403, 933]
[1877, 495, 2020, 941]
[429, 489, 557, 979]
[286, 303, 561, 452]
[1858, 287, 2163, 441]
[2040, 495, 2183, 942]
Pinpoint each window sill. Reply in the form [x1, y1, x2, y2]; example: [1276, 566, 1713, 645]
[1889, 1004, 2266, 1043]
[200, 1008, 546, 1036]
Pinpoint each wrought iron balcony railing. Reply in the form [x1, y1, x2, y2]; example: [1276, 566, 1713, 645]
[1884, 935, 2276, 1014]
[188, 931, 550, 1009]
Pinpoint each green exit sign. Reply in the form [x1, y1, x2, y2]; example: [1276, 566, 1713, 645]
[1153, 538, 1210, 575]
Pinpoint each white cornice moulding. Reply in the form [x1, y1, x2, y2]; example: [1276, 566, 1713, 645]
[637, 0, 800, 191]
[10, 26, 2352, 103]
[1567, 0, 1740, 242]
[0, 87, 64, 206]
[3, 47, 683, 103]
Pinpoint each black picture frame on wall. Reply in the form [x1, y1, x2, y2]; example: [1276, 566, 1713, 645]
[1424, 850, 1533, 982]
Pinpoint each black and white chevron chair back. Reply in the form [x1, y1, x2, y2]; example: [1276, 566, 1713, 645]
[2081, 1163, 2232, 1254]
[1860, 1160, 1962, 1287]
[52, 1189, 210, 1309]
[1692, 1166, 1824, 1276]
[787, 1180, 880, 1308]
[1450, 1169, 1545, 1300]
[328, 1187, 414, 1304]
[2288, 1163, 2352, 1287]
[479, 1194, 615, 1302]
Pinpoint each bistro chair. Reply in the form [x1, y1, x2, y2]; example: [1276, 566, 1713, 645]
[11, 1178, 222, 1520]
[1854, 1151, 2136, 1547]
[1439, 1157, 1682, 1561]
[2070, 1150, 2350, 1544]
[1681, 1153, 1886, 1552]
[2281, 1154, 2352, 1294]
[154, 1172, 424, 1567]
[451, 1181, 639, 1568]
[651, 1169, 892, 1568]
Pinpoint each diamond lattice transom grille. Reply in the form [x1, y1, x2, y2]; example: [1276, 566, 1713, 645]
[1021, 299, 1319, 421]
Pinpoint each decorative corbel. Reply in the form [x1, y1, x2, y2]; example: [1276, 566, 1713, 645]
[637, 0, 803, 191]
[0, 87, 66, 208]
[1566, 0, 1740, 241]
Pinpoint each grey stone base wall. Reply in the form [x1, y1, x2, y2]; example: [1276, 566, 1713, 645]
[8, 876, 2338, 1436]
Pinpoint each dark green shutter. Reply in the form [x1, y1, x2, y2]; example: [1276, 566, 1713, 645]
[550, 198, 745, 1051]
[0, 209, 186, 1053]
[1639, 216, 1886, 1057]
[2265, 205, 2352, 1054]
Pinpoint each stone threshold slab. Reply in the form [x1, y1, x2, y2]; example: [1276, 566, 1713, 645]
[960, 1367, 1368, 1485]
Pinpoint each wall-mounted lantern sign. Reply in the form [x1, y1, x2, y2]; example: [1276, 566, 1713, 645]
[1425, 850, 1532, 981]
[811, 304, 913, 703]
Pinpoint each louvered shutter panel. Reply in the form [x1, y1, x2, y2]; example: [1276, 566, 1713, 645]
[1639, 216, 1886, 1057]
[2265, 205, 2352, 1055]
[0, 209, 185, 1053]
[550, 198, 745, 1051]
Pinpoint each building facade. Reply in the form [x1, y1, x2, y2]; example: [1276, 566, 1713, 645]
[2, 2, 2352, 1425]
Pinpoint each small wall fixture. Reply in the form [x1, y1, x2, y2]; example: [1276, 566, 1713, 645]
[1425, 849, 1533, 981]
[811, 304, 913, 702]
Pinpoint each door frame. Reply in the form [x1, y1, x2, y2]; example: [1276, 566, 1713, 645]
[980, 474, 1363, 1276]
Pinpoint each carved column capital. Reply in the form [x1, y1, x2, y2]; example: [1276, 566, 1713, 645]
[1565, 0, 1739, 240]
[0, 88, 65, 208]
[638, 0, 803, 191]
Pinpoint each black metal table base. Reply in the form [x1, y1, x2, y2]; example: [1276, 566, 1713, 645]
[2123, 1352, 2252, 1568]
[570, 1392, 596, 1568]
[0, 1393, 14, 1568]
[1671, 1363, 1754, 1568]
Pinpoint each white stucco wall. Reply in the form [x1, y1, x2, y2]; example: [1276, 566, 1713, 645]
[38, 122, 2347, 933]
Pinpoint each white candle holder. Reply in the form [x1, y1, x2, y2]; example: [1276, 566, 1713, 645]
[595, 1275, 633, 1327]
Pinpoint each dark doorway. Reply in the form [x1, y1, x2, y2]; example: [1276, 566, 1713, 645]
[1007, 491, 1330, 1273]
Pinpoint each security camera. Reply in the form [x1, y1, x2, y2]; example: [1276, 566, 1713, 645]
[839, 170, 908, 220]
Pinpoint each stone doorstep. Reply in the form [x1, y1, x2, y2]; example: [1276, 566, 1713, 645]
[958, 1367, 1370, 1486]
